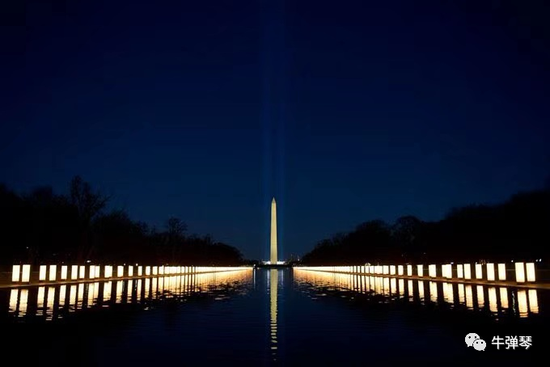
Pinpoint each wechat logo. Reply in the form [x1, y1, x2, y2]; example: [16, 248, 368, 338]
[465, 333, 486, 351]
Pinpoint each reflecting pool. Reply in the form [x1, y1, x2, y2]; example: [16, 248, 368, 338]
[0, 268, 545, 366]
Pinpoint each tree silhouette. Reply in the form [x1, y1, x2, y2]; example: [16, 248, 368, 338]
[301, 188, 550, 265]
[0, 177, 246, 266]
[69, 175, 110, 262]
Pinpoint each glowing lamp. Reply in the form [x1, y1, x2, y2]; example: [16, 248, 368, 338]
[464, 264, 471, 280]
[444, 264, 453, 278]
[11, 265, 20, 282]
[39, 265, 47, 281]
[71, 265, 78, 280]
[498, 264, 506, 280]
[475, 264, 483, 280]
[525, 263, 536, 282]
[49, 265, 57, 281]
[22, 265, 31, 282]
[104, 265, 113, 278]
[515, 262, 525, 283]
[486, 263, 495, 281]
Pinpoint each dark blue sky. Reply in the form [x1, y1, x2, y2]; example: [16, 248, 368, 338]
[2, 0, 549, 260]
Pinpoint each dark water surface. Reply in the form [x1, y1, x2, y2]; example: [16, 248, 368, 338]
[1, 268, 547, 366]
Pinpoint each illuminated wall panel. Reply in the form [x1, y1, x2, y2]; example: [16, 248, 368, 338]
[61, 265, 68, 280]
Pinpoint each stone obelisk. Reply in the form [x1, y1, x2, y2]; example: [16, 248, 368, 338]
[270, 197, 278, 264]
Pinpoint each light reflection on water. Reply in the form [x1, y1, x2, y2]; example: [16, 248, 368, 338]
[269, 269, 278, 362]
[3, 270, 253, 321]
[293, 270, 540, 319]
[2, 268, 547, 365]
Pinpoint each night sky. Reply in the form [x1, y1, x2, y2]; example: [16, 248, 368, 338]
[2, 0, 549, 260]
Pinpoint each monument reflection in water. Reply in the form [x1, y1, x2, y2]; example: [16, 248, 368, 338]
[269, 269, 278, 362]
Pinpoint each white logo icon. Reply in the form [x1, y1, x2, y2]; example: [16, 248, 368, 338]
[473, 339, 486, 351]
[466, 333, 486, 351]
[465, 333, 481, 347]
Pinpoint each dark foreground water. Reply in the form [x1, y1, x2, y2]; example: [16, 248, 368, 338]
[1, 268, 548, 366]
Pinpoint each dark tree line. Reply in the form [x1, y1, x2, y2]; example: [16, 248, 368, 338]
[0, 176, 244, 266]
[301, 186, 550, 265]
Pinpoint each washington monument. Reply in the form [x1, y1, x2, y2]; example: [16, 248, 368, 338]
[270, 197, 278, 264]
